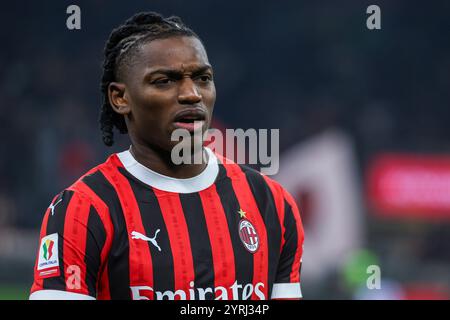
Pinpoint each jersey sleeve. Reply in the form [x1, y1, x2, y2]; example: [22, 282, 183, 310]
[30, 189, 109, 300]
[271, 187, 304, 299]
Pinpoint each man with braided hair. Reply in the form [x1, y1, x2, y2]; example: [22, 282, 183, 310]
[30, 12, 304, 300]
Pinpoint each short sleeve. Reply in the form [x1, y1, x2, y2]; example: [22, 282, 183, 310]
[30, 190, 107, 299]
[271, 189, 304, 299]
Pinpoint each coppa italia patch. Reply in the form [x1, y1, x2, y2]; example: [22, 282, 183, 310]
[37, 233, 60, 279]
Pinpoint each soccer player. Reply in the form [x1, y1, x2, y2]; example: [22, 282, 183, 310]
[29, 12, 304, 300]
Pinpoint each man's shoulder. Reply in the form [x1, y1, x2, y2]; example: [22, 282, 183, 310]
[223, 160, 287, 197]
[243, 165, 296, 205]
[64, 153, 121, 203]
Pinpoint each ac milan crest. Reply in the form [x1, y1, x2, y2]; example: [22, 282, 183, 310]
[238, 219, 260, 253]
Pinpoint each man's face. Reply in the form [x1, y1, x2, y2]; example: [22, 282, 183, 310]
[111, 36, 216, 153]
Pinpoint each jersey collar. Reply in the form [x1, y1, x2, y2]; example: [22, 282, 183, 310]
[116, 147, 219, 193]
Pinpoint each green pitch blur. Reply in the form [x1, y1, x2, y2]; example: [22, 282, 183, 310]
[0, 286, 29, 300]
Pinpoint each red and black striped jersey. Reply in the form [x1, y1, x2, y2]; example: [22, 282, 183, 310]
[30, 148, 304, 300]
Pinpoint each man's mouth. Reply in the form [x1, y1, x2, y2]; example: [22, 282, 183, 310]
[173, 109, 206, 132]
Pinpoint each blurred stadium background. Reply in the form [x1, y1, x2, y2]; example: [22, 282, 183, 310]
[0, 0, 449, 299]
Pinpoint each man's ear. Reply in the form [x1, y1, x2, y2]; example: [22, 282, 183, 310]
[108, 82, 131, 115]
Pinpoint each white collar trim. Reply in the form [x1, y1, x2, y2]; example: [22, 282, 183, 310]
[116, 147, 219, 193]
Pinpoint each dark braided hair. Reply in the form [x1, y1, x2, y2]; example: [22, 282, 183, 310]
[100, 12, 200, 146]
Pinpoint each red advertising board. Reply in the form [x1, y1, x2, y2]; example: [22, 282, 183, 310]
[367, 154, 450, 219]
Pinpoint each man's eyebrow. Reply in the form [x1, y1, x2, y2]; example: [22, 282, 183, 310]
[144, 65, 213, 77]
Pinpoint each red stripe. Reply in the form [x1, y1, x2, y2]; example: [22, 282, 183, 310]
[68, 180, 113, 300]
[31, 195, 56, 294]
[100, 155, 154, 299]
[244, 228, 250, 244]
[262, 176, 286, 253]
[199, 185, 236, 299]
[283, 190, 304, 283]
[63, 192, 90, 295]
[153, 189, 195, 299]
[221, 160, 269, 300]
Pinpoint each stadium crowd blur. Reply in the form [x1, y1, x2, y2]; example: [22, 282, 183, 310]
[0, 1, 449, 299]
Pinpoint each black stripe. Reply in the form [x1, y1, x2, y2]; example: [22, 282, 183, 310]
[240, 165, 282, 298]
[82, 170, 131, 299]
[215, 164, 254, 291]
[275, 199, 298, 283]
[179, 193, 215, 299]
[120, 167, 176, 295]
[84, 205, 106, 297]
[43, 190, 73, 290]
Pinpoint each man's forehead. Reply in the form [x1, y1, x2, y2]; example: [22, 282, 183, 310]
[137, 37, 209, 70]
[144, 62, 212, 75]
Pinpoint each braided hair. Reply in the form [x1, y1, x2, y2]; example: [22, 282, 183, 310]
[100, 12, 200, 146]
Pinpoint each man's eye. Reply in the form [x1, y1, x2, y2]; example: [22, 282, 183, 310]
[153, 78, 173, 85]
[198, 75, 212, 82]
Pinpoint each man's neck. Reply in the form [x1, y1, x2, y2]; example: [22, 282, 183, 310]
[129, 143, 208, 179]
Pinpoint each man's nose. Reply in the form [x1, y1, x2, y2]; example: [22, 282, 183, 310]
[178, 78, 202, 104]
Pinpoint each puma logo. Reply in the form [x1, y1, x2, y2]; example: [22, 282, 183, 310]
[131, 230, 161, 252]
[49, 198, 63, 216]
